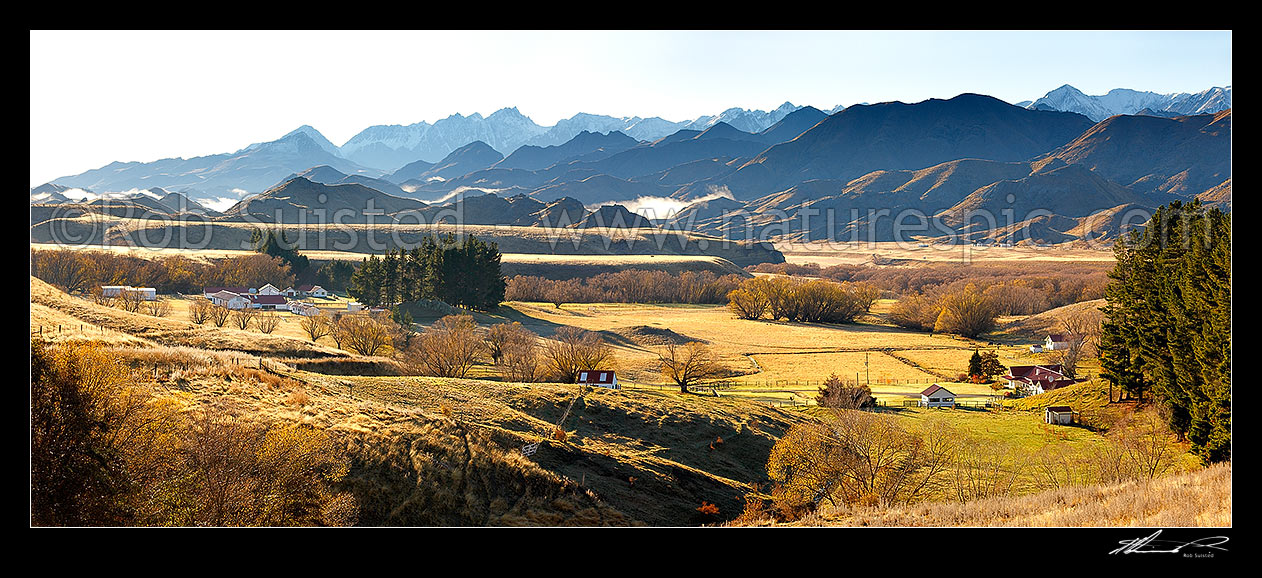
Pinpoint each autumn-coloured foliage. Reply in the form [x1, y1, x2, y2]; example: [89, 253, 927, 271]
[31, 248, 296, 295]
[30, 340, 358, 527]
[507, 269, 744, 305]
[696, 501, 720, 516]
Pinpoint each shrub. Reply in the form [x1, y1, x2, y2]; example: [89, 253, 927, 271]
[404, 315, 484, 378]
[541, 326, 614, 383]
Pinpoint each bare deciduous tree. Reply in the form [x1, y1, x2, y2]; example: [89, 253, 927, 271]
[188, 298, 213, 325]
[542, 326, 613, 383]
[299, 314, 331, 342]
[487, 322, 541, 382]
[117, 290, 146, 313]
[948, 435, 1028, 502]
[337, 315, 393, 356]
[768, 411, 955, 513]
[89, 286, 116, 307]
[255, 311, 280, 334]
[209, 305, 231, 327]
[404, 315, 484, 377]
[145, 298, 172, 318]
[230, 308, 258, 331]
[1052, 312, 1103, 379]
[658, 341, 724, 393]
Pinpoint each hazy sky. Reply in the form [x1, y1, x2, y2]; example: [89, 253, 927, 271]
[29, 29, 1232, 188]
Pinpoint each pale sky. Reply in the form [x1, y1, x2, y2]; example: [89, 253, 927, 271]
[29, 29, 1232, 188]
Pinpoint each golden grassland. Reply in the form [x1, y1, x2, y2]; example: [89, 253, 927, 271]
[30, 265, 1227, 527]
[29, 242, 750, 278]
[30, 276, 347, 359]
[776, 240, 1117, 267]
[746, 461, 1232, 527]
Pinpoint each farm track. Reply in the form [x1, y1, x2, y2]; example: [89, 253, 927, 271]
[881, 350, 957, 381]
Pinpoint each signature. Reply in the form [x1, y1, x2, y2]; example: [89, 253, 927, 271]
[1110, 530, 1230, 555]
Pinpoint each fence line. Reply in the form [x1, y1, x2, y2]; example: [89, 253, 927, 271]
[696, 377, 954, 391]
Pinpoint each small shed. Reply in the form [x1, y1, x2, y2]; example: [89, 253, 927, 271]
[1045, 406, 1074, 425]
[1044, 334, 1076, 351]
[919, 384, 956, 408]
[129, 287, 157, 301]
[577, 370, 619, 390]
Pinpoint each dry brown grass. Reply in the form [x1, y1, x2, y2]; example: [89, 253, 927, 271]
[30, 276, 347, 359]
[998, 299, 1107, 342]
[776, 241, 1117, 267]
[755, 461, 1231, 527]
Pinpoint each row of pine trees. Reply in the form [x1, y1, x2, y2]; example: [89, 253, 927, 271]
[347, 234, 506, 311]
[1099, 200, 1231, 463]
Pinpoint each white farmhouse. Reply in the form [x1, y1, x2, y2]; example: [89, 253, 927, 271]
[919, 384, 956, 408]
[209, 290, 252, 310]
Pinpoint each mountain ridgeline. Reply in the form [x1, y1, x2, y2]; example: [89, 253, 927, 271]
[33, 88, 1231, 247]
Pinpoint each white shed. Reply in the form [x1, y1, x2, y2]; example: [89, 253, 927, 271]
[1045, 406, 1074, 425]
[129, 287, 157, 301]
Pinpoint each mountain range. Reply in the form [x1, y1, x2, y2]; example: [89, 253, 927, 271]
[33, 86, 1231, 246]
[1021, 85, 1231, 122]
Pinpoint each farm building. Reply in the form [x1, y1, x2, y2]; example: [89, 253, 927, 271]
[290, 284, 329, 298]
[919, 384, 956, 408]
[289, 302, 320, 316]
[128, 287, 157, 300]
[208, 290, 252, 310]
[347, 301, 364, 312]
[258, 283, 282, 296]
[577, 370, 619, 390]
[1002, 364, 1079, 396]
[204, 286, 253, 299]
[1044, 334, 1078, 351]
[1045, 406, 1075, 425]
[101, 285, 156, 300]
[249, 294, 289, 311]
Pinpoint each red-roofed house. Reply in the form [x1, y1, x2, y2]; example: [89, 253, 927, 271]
[577, 370, 619, 390]
[1002, 364, 1079, 396]
[249, 294, 289, 311]
[919, 384, 956, 408]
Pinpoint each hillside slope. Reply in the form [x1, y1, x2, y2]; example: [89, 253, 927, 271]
[30, 276, 813, 526]
[750, 461, 1230, 527]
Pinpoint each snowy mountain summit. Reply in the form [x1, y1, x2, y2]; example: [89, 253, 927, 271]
[1026, 85, 1231, 122]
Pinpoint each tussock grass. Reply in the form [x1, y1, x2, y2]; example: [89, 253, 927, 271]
[30, 276, 346, 358]
[754, 461, 1232, 527]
